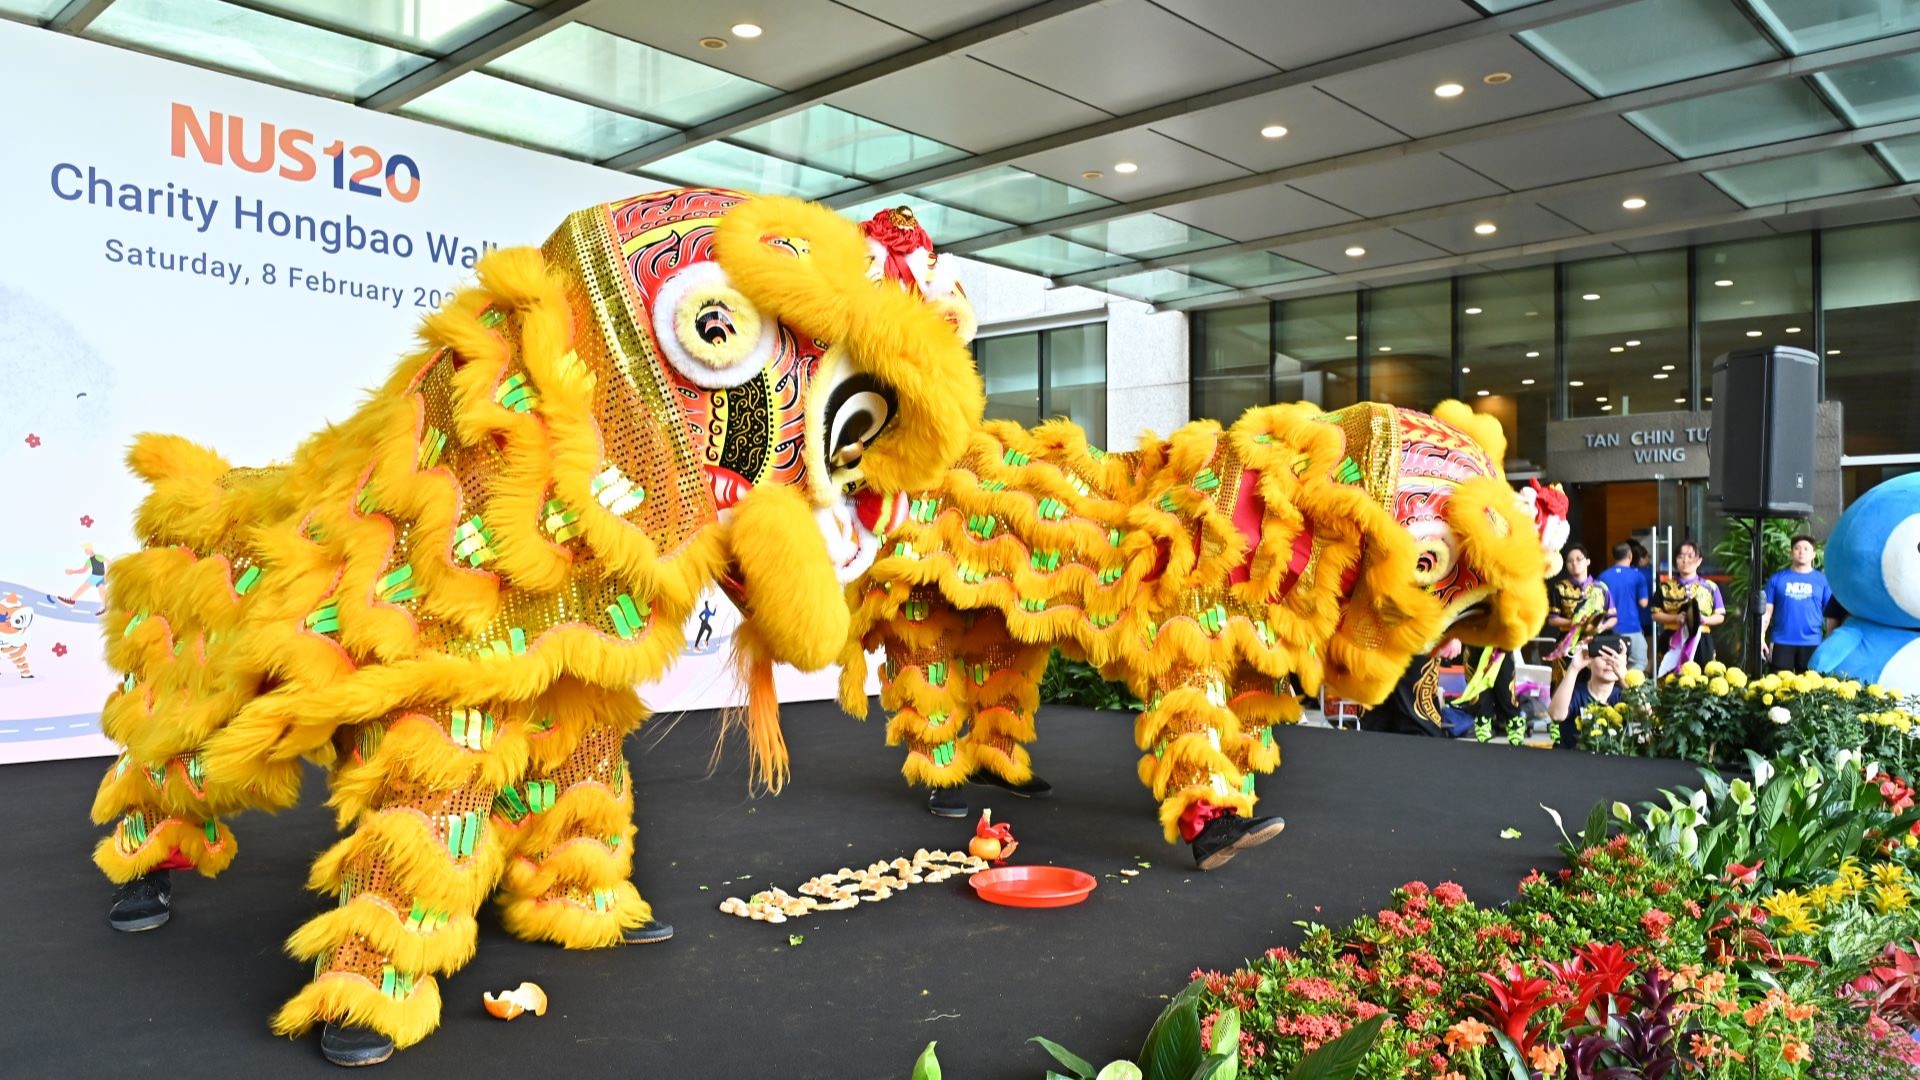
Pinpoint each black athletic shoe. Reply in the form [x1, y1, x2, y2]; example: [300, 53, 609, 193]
[969, 769, 1054, 799]
[321, 1023, 394, 1067]
[108, 870, 172, 932]
[623, 921, 674, 944]
[927, 786, 968, 818]
[1190, 814, 1287, 871]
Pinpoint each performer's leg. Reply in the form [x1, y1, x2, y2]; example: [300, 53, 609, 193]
[1133, 664, 1288, 869]
[496, 688, 654, 948]
[274, 710, 515, 1057]
[92, 749, 247, 930]
[955, 630, 1052, 796]
[879, 591, 974, 815]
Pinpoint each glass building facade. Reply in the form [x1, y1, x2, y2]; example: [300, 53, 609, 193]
[973, 323, 1110, 445]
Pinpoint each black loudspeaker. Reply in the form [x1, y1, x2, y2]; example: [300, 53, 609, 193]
[1708, 346, 1819, 517]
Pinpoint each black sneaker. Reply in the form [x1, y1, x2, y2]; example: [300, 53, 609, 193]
[321, 1023, 394, 1067]
[1190, 814, 1287, 871]
[927, 786, 968, 818]
[623, 921, 674, 944]
[969, 769, 1054, 799]
[108, 870, 171, 932]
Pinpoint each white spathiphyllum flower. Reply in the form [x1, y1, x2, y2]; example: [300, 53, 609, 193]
[1768, 705, 1792, 725]
[1752, 758, 1774, 789]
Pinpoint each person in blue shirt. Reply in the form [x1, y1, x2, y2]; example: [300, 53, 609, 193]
[1596, 542, 1651, 672]
[1761, 535, 1833, 674]
[1548, 634, 1628, 749]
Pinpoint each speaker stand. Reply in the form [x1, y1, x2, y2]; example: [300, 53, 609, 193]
[1745, 516, 1767, 674]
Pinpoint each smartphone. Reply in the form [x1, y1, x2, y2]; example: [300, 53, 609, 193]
[1587, 633, 1626, 657]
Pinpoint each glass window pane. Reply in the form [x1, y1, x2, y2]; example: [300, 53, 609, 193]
[1047, 324, 1107, 443]
[1519, 0, 1780, 96]
[1626, 80, 1842, 157]
[1061, 214, 1228, 260]
[0, 0, 65, 17]
[91, 0, 432, 97]
[1878, 133, 1920, 180]
[730, 105, 965, 181]
[403, 71, 675, 159]
[1193, 306, 1271, 423]
[1102, 269, 1234, 304]
[975, 236, 1129, 277]
[1276, 295, 1359, 412]
[641, 140, 852, 199]
[1823, 220, 1920, 457]
[1815, 53, 1920, 125]
[1705, 147, 1893, 207]
[836, 195, 1008, 244]
[1748, 0, 1920, 53]
[1182, 251, 1325, 289]
[912, 167, 1112, 225]
[488, 23, 773, 127]
[248, 0, 524, 52]
[1697, 233, 1813, 393]
[1366, 281, 1452, 410]
[1564, 251, 1687, 418]
[1459, 268, 1555, 471]
[975, 333, 1042, 429]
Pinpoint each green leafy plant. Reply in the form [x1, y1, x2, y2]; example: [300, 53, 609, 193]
[1039, 648, 1142, 711]
[911, 1040, 940, 1080]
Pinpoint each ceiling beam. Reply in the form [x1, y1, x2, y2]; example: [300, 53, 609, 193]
[358, 0, 601, 112]
[597, 0, 1108, 172]
[1054, 116, 1920, 288]
[938, 27, 1920, 256]
[822, 0, 1640, 210]
[1163, 182, 1920, 311]
[48, 0, 115, 33]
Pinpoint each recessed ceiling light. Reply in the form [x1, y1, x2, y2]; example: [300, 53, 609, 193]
[1626, 340, 1641, 347]
[699, 36, 728, 48]
[1569, 380, 1585, 387]
[1786, 326, 1802, 333]
[1344, 334, 1358, 341]
[1745, 330, 1762, 338]
[1461, 366, 1473, 373]
[1714, 279, 1734, 287]
[1474, 222, 1498, 235]
[1622, 197, 1647, 210]
[1582, 293, 1601, 301]
[1113, 161, 1139, 174]
[1675, 397, 1687, 404]
[1378, 346, 1392, 352]
[1597, 396, 1609, 402]
[1706, 396, 1714, 403]
[1610, 346, 1624, 353]
[1464, 307, 1483, 314]
[1525, 351, 1540, 358]
[1522, 377, 1537, 384]
[1653, 373, 1669, 380]
[1661, 364, 1675, 371]
[1525, 310, 1539, 317]
[730, 22, 763, 38]
[1827, 348, 1841, 355]
[1484, 72, 1512, 85]
[1261, 124, 1289, 139]
[1435, 82, 1465, 98]
[1740, 299, 1755, 305]
[1477, 389, 1491, 397]
[1345, 246, 1366, 257]
[1081, 170, 1104, 180]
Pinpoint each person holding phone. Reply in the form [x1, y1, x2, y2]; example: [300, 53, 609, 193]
[1549, 633, 1629, 750]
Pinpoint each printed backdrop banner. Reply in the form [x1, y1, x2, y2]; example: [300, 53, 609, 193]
[0, 23, 870, 765]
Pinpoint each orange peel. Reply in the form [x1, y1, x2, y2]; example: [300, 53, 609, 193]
[482, 982, 549, 1021]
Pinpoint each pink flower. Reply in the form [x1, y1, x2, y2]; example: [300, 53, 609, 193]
[1401, 881, 1431, 897]
[79, 515, 93, 528]
[1434, 881, 1468, 906]
[51, 642, 68, 657]
[24, 433, 41, 448]
[1723, 860, 1764, 887]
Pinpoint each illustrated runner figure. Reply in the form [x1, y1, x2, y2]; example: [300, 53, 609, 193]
[693, 601, 716, 650]
[57, 544, 107, 607]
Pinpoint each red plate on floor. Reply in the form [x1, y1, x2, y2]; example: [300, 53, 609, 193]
[969, 866, 1097, 908]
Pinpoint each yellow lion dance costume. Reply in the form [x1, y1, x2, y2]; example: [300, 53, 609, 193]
[841, 217, 1566, 866]
[88, 188, 982, 1063]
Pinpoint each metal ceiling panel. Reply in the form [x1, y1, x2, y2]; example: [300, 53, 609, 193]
[1273, 227, 1452, 273]
[826, 54, 1108, 151]
[1612, 220, 1779, 251]
[1290, 151, 1507, 217]
[965, 0, 1275, 114]
[1315, 33, 1590, 138]
[1157, 184, 1357, 240]
[1442, 114, 1674, 189]
[1146, 85, 1407, 172]
[585, 0, 918, 91]
[1537, 173, 1742, 232]
[834, 0, 1038, 38]
[1150, 0, 1478, 70]
[1398, 202, 1590, 253]
[1763, 197, 1920, 233]
[1474, 245, 1629, 271]
[1015, 127, 1250, 200]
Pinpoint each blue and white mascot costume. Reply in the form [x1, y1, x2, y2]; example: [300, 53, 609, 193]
[1813, 472, 1920, 694]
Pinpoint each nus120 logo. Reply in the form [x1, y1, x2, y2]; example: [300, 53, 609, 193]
[170, 102, 422, 202]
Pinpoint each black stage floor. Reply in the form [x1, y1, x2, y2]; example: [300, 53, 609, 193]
[1, 704, 1702, 1080]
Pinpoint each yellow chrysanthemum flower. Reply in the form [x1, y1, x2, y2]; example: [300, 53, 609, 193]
[1725, 668, 1748, 688]
[1709, 677, 1730, 696]
[1762, 693, 1774, 705]
[1681, 675, 1702, 689]
[1704, 660, 1727, 677]
[1623, 669, 1646, 689]
[1680, 662, 1702, 679]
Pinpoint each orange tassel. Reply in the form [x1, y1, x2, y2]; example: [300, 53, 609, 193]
[716, 623, 790, 794]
